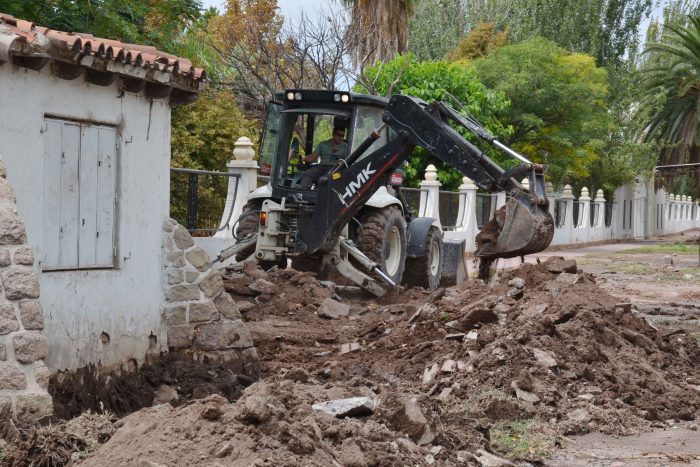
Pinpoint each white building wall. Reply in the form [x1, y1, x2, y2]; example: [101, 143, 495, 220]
[0, 64, 170, 371]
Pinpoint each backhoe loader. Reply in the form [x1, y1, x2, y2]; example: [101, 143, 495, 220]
[216, 90, 554, 295]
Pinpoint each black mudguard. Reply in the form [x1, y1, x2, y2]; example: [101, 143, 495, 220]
[406, 217, 440, 258]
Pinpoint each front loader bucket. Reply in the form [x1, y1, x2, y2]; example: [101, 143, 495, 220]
[475, 198, 554, 259]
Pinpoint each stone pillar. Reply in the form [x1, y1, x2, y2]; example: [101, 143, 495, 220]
[495, 192, 506, 211]
[577, 187, 591, 228]
[594, 189, 606, 228]
[419, 164, 442, 227]
[0, 158, 52, 425]
[444, 177, 478, 253]
[162, 219, 259, 372]
[214, 137, 260, 239]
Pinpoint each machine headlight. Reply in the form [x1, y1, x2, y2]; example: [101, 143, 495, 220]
[294, 92, 303, 100]
[286, 91, 295, 101]
[341, 94, 350, 103]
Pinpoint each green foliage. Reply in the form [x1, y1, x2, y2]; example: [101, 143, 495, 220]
[407, 0, 467, 60]
[639, 8, 700, 196]
[620, 242, 699, 254]
[358, 54, 511, 190]
[473, 38, 610, 186]
[170, 87, 258, 230]
[448, 22, 508, 61]
[0, 0, 202, 52]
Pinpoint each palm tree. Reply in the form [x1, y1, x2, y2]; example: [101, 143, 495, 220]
[341, 0, 416, 69]
[640, 16, 700, 191]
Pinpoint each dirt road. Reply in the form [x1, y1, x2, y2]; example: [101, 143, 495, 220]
[3, 231, 699, 466]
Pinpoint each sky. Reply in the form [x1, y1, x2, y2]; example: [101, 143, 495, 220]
[201, 0, 315, 19]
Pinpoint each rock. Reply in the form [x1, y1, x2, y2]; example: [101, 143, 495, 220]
[511, 381, 540, 403]
[0, 249, 10, 267]
[441, 359, 456, 373]
[12, 332, 48, 363]
[615, 302, 632, 312]
[683, 274, 693, 280]
[492, 347, 507, 362]
[466, 330, 478, 341]
[185, 247, 212, 271]
[319, 298, 350, 319]
[166, 284, 201, 302]
[493, 303, 511, 314]
[198, 271, 224, 298]
[34, 363, 50, 390]
[0, 344, 5, 360]
[400, 397, 435, 445]
[445, 333, 466, 341]
[545, 257, 578, 274]
[506, 288, 524, 300]
[243, 261, 268, 279]
[186, 271, 199, 283]
[284, 367, 310, 383]
[312, 397, 375, 418]
[248, 278, 276, 294]
[153, 384, 179, 405]
[339, 342, 361, 354]
[214, 292, 241, 320]
[577, 393, 595, 402]
[532, 347, 557, 368]
[567, 408, 590, 423]
[166, 324, 195, 349]
[0, 206, 27, 245]
[173, 224, 195, 249]
[163, 305, 186, 325]
[460, 307, 498, 330]
[13, 246, 34, 265]
[507, 277, 525, 289]
[436, 388, 451, 403]
[423, 363, 439, 385]
[200, 394, 227, 421]
[188, 301, 219, 323]
[237, 301, 256, 313]
[0, 303, 19, 334]
[0, 364, 27, 390]
[167, 268, 184, 285]
[474, 449, 515, 467]
[194, 321, 254, 350]
[520, 303, 549, 319]
[1, 269, 40, 300]
[663, 255, 673, 265]
[214, 443, 234, 458]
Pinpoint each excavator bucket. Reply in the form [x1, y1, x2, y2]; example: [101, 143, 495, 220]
[475, 168, 554, 260]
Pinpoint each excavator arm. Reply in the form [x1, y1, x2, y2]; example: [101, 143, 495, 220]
[295, 94, 553, 259]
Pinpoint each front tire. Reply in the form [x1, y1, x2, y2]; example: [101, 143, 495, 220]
[404, 226, 443, 290]
[356, 206, 407, 284]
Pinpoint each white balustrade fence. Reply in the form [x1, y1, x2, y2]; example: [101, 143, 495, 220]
[196, 142, 700, 257]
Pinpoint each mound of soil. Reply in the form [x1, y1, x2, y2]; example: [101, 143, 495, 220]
[8, 257, 700, 466]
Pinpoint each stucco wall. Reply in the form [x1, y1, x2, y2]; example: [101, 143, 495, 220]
[0, 63, 171, 371]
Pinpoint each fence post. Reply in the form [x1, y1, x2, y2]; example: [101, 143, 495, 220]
[546, 181, 555, 219]
[419, 164, 442, 226]
[561, 184, 575, 243]
[214, 136, 259, 239]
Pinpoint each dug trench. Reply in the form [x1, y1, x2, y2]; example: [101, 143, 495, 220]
[3, 256, 699, 466]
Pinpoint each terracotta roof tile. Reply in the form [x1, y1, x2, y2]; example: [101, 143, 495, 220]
[0, 12, 205, 96]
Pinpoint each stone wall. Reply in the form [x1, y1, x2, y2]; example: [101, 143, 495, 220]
[162, 219, 258, 369]
[0, 161, 52, 425]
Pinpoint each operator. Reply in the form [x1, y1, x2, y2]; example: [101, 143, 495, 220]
[297, 126, 348, 189]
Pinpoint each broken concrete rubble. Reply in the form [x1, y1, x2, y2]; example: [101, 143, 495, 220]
[312, 396, 375, 418]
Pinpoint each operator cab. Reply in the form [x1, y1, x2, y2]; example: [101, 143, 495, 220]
[258, 90, 391, 202]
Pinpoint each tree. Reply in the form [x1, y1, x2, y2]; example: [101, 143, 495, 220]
[0, 0, 202, 51]
[358, 54, 511, 190]
[213, 0, 354, 120]
[341, 0, 416, 70]
[639, 14, 700, 194]
[473, 38, 610, 186]
[407, 0, 467, 61]
[448, 22, 508, 61]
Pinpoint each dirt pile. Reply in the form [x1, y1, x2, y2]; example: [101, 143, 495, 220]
[6, 257, 700, 466]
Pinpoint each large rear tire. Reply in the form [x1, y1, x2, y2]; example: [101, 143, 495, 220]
[404, 226, 443, 290]
[355, 206, 407, 284]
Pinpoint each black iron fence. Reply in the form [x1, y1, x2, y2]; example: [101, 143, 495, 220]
[439, 190, 465, 230]
[398, 187, 426, 218]
[170, 168, 240, 236]
[555, 200, 568, 227]
[475, 193, 495, 229]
